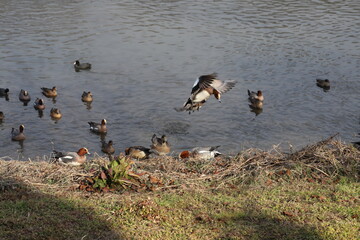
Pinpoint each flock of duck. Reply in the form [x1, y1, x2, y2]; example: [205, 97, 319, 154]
[0, 60, 333, 166]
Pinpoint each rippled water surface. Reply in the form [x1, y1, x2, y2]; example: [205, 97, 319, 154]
[1, 0, 359, 160]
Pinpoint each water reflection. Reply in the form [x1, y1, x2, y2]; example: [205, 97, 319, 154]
[0, 92, 9, 101]
[84, 102, 92, 110]
[41, 96, 57, 104]
[163, 121, 190, 135]
[99, 133, 106, 142]
[37, 110, 44, 118]
[249, 106, 263, 116]
[22, 101, 29, 106]
[16, 140, 25, 156]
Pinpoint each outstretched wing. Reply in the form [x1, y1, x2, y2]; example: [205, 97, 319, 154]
[191, 73, 217, 94]
[211, 79, 236, 93]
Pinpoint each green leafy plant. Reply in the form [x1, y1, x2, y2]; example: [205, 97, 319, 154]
[90, 156, 141, 192]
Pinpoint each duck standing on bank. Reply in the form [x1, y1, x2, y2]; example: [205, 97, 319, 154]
[52, 147, 90, 166]
[150, 134, 171, 155]
[175, 73, 236, 113]
[179, 146, 222, 160]
[125, 146, 152, 160]
[11, 124, 26, 141]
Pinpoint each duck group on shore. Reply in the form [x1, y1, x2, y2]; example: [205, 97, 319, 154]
[1, 59, 345, 166]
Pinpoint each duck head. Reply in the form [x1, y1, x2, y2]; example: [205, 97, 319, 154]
[179, 150, 191, 159]
[77, 147, 90, 156]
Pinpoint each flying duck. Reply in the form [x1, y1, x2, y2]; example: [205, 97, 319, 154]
[175, 73, 236, 113]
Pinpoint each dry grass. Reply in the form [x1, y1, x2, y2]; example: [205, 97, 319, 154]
[133, 135, 359, 190]
[0, 136, 359, 192]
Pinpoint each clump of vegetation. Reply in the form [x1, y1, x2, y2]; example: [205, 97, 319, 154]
[80, 156, 141, 192]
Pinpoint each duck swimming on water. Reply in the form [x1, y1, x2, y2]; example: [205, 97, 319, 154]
[74, 60, 91, 71]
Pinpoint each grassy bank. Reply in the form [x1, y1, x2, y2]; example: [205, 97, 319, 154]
[0, 137, 359, 239]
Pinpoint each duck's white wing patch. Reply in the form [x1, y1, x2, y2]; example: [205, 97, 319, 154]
[59, 152, 76, 163]
[92, 126, 99, 131]
[192, 78, 199, 87]
[197, 150, 210, 154]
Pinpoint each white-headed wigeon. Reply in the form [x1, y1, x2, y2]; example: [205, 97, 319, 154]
[41, 86, 57, 98]
[247, 90, 264, 109]
[33, 98, 45, 110]
[179, 146, 221, 160]
[19, 89, 31, 102]
[74, 60, 91, 71]
[175, 73, 236, 113]
[88, 119, 107, 134]
[11, 124, 26, 141]
[81, 91, 93, 102]
[150, 134, 171, 155]
[52, 147, 90, 166]
[125, 146, 152, 160]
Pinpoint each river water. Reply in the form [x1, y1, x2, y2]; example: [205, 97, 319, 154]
[0, 0, 359, 160]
